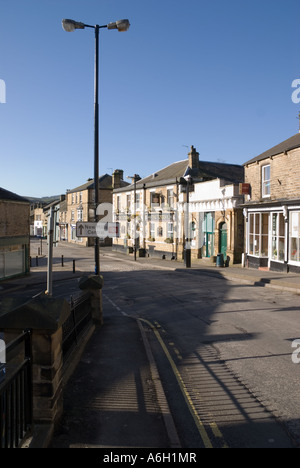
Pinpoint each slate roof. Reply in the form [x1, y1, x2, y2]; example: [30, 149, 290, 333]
[0, 187, 30, 203]
[244, 133, 300, 166]
[68, 174, 129, 193]
[114, 159, 244, 193]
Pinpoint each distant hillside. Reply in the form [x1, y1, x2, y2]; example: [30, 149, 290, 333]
[25, 195, 60, 204]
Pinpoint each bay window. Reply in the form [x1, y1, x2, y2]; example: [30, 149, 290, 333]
[290, 212, 300, 263]
[249, 212, 269, 257]
[271, 213, 285, 262]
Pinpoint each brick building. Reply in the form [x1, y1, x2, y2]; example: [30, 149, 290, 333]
[243, 132, 300, 272]
[113, 147, 244, 263]
[0, 187, 30, 280]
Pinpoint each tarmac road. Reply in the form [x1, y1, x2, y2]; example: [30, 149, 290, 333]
[3, 240, 300, 448]
[100, 253, 300, 448]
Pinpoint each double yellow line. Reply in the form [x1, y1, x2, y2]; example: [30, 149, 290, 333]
[104, 293, 227, 448]
[139, 318, 228, 449]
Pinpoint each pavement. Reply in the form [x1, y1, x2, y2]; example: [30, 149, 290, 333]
[1, 244, 300, 448]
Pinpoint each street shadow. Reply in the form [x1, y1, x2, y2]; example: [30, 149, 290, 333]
[50, 266, 299, 448]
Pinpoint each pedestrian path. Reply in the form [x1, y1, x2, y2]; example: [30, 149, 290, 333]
[105, 249, 300, 295]
[51, 305, 174, 448]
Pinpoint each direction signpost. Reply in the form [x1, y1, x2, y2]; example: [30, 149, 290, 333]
[76, 222, 98, 238]
[76, 222, 119, 238]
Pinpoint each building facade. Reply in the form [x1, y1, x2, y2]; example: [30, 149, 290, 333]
[178, 178, 244, 264]
[113, 147, 244, 263]
[66, 171, 128, 247]
[30, 202, 46, 237]
[0, 188, 30, 281]
[243, 132, 300, 273]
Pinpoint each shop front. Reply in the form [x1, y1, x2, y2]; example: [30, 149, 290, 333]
[244, 203, 300, 273]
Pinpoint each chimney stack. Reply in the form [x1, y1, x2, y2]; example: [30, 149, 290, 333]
[188, 146, 199, 169]
[112, 169, 124, 189]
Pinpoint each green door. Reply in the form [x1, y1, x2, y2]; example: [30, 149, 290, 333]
[202, 212, 215, 258]
[219, 223, 227, 260]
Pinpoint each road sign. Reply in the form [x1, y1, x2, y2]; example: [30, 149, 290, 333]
[76, 222, 120, 238]
[239, 183, 251, 195]
[76, 222, 97, 238]
[97, 222, 120, 238]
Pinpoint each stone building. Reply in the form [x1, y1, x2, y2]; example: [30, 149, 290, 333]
[243, 132, 300, 273]
[113, 147, 244, 263]
[30, 202, 46, 237]
[0, 187, 30, 280]
[66, 171, 128, 246]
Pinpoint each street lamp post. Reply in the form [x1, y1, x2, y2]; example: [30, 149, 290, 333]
[127, 175, 139, 261]
[185, 175, 192, 268]
[62, 18, 130, 275]
[180, 172, 193, 268]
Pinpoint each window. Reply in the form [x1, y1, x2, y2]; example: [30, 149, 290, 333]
[72, 193, 75, 204]
[126, 194, 131, 211]
[77, 209, 83, 221]
[71, 210, 75, 222]
[135, 193, 140, 210]
[150, 192, 160, 207]
[79, 192, 82, 203]
[167, 189, 174, 208]
[262, 165, 270, 197]
[167, 223, 174, 240]
[249, 212, 269, 257]
[271, 213, 285, 262]
[290, 212, 300, 263]
[157, 226, 163, 237]
[150, 222, 155, 239]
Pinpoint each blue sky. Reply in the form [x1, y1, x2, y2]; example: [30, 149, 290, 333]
[0, 0, 299, 198]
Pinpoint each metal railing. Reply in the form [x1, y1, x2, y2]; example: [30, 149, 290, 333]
[0, 330, 33, 449]
[62, 292, 92, 363]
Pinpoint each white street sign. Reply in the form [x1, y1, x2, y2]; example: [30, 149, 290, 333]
[76, 222, 97, 238]
[76, 222, 120, 238]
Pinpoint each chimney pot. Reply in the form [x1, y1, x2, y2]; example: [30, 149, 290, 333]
[112, 169, 124, 189]
[188, 146, 199, 169]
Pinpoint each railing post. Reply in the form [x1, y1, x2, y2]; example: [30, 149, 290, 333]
[24, 329, 33, 429]
[0, 296, 71, 436]
[78, 275, 104, 325]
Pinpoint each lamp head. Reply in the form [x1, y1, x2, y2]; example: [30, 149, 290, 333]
[107, 19, 130, 32]
[62, 19, 85, 32]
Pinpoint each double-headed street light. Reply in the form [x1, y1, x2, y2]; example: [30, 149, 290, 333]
[62, 19, 130, 33]
[62, 18, 130, 275]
